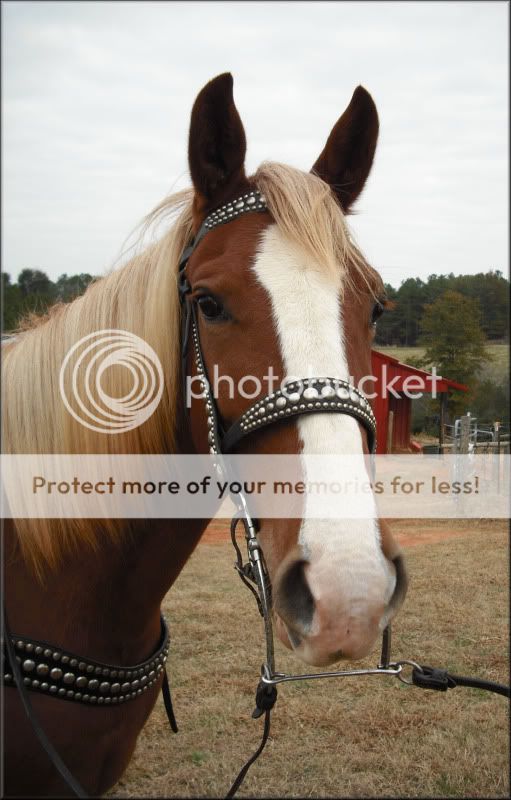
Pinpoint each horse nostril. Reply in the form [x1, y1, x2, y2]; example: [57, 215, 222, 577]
[274, 558, 315, 636]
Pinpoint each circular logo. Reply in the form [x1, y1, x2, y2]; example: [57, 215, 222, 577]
[59, 329, 164, 434]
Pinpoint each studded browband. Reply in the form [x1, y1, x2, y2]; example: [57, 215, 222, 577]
[3, 616, 169, 707]
[180, 189, 377, 455]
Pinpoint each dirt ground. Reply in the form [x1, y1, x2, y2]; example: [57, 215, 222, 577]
[201, 517, 499, 548]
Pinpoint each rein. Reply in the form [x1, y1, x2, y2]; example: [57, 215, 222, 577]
[3, 190, 509, 798]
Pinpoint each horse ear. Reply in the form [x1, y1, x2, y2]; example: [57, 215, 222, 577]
[188, 73, 247, 209]
[311, 86, 379, 213]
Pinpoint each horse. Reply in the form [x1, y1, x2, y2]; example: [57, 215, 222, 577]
[2, 72, 407, 797]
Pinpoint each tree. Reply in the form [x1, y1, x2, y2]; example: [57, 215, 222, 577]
[1, 272, 24, 333]
[55, 273, 95, 302]
[17, 269, 55, 299]
[417, 290, 488, 416]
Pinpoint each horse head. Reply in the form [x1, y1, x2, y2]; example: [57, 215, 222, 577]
[182, 73, 407, 667]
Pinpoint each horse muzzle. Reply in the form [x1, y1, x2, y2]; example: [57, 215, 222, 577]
[273, 548, 408, 667]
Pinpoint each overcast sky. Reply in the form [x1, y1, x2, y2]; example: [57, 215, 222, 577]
[2, 1, 508, 287]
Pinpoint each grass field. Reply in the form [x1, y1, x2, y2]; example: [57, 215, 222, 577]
[376, 344, 509, 384]
[109, 520, 509, 798]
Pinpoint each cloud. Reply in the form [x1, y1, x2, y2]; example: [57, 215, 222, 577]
[2, 0, 508, 285]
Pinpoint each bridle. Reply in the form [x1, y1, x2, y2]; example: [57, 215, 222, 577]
[177, 190, 510, 796]
[3, 189, 508, 800]
[178, 190, 405, 794]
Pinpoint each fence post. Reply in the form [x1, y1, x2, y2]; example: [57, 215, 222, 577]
[439, 393, 446, 454]
[459, 414, 471, 455]
[495, 421, 501, 492]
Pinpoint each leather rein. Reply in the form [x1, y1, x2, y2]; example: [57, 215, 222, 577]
[3, 190, 509, 799]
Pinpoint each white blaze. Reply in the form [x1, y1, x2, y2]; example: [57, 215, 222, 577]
[253, 225, 394, 626]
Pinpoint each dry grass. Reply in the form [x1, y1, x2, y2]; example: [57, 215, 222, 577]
[378, 344, 509, 384]
[109, 520, 509, 798]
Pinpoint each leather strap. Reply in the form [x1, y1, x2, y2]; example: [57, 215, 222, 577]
[2, 602, 88, 798]
[221, 377, 376, 453]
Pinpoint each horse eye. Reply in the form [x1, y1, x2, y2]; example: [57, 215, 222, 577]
[197, 295, 227, 321]
[371, 301, 385, 326]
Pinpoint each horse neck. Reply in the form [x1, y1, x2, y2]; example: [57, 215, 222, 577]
[6, 516, 209, 665]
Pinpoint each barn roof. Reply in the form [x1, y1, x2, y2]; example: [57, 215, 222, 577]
[371, 350, 469, 393]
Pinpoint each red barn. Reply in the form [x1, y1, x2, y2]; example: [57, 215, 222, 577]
[370, 350, 468, 454]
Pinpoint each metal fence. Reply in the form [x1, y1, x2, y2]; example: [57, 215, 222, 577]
[442, 415, 510, 455]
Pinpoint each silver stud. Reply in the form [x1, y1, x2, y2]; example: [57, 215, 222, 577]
[140, 676, 148, 686]
[276, 396, 287, 409]
[94, 666, 102, 676]
[99, 682, 110, 693]
[98, 697, 104, 704]
[5, 674, 13, 682]
[111, 683, 121, 694]
[235, 200, 244, 209]
[63, 673, 75, 685]
[131, 679, 140, 690]
[49, 686, 57, 694]
[75, 693, 82, 700]
[22, 659, 36, 673]
[16, 641, 25, 650]
[78, 662, 86, 671]
[61, 655, 70, 664]
[23, 677, 31, 686]
[86, 665, 94, 673]
[337, 388, 350, 400]
[76, 676, 88, 688]
[321, 385, 335, 398]
[88, 679, 99, 691]
[44, 649, 53, 658]
[32, 680, 40, 688]
[89, 696, 97, 704]
[50, 668, 63, 681]
[25, 643, 34, 653]
[52, 652, 62, 661]
[67, 691, 74, 699]
[288, 393, 300, 404]
[303, 387, 318, 400]
[35, 646, 43, 655]
[58, 688, 66, 697]
[41, 682, 49, 691]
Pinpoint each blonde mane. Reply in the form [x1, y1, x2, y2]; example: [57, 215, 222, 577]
[3, 162, 374, 575]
